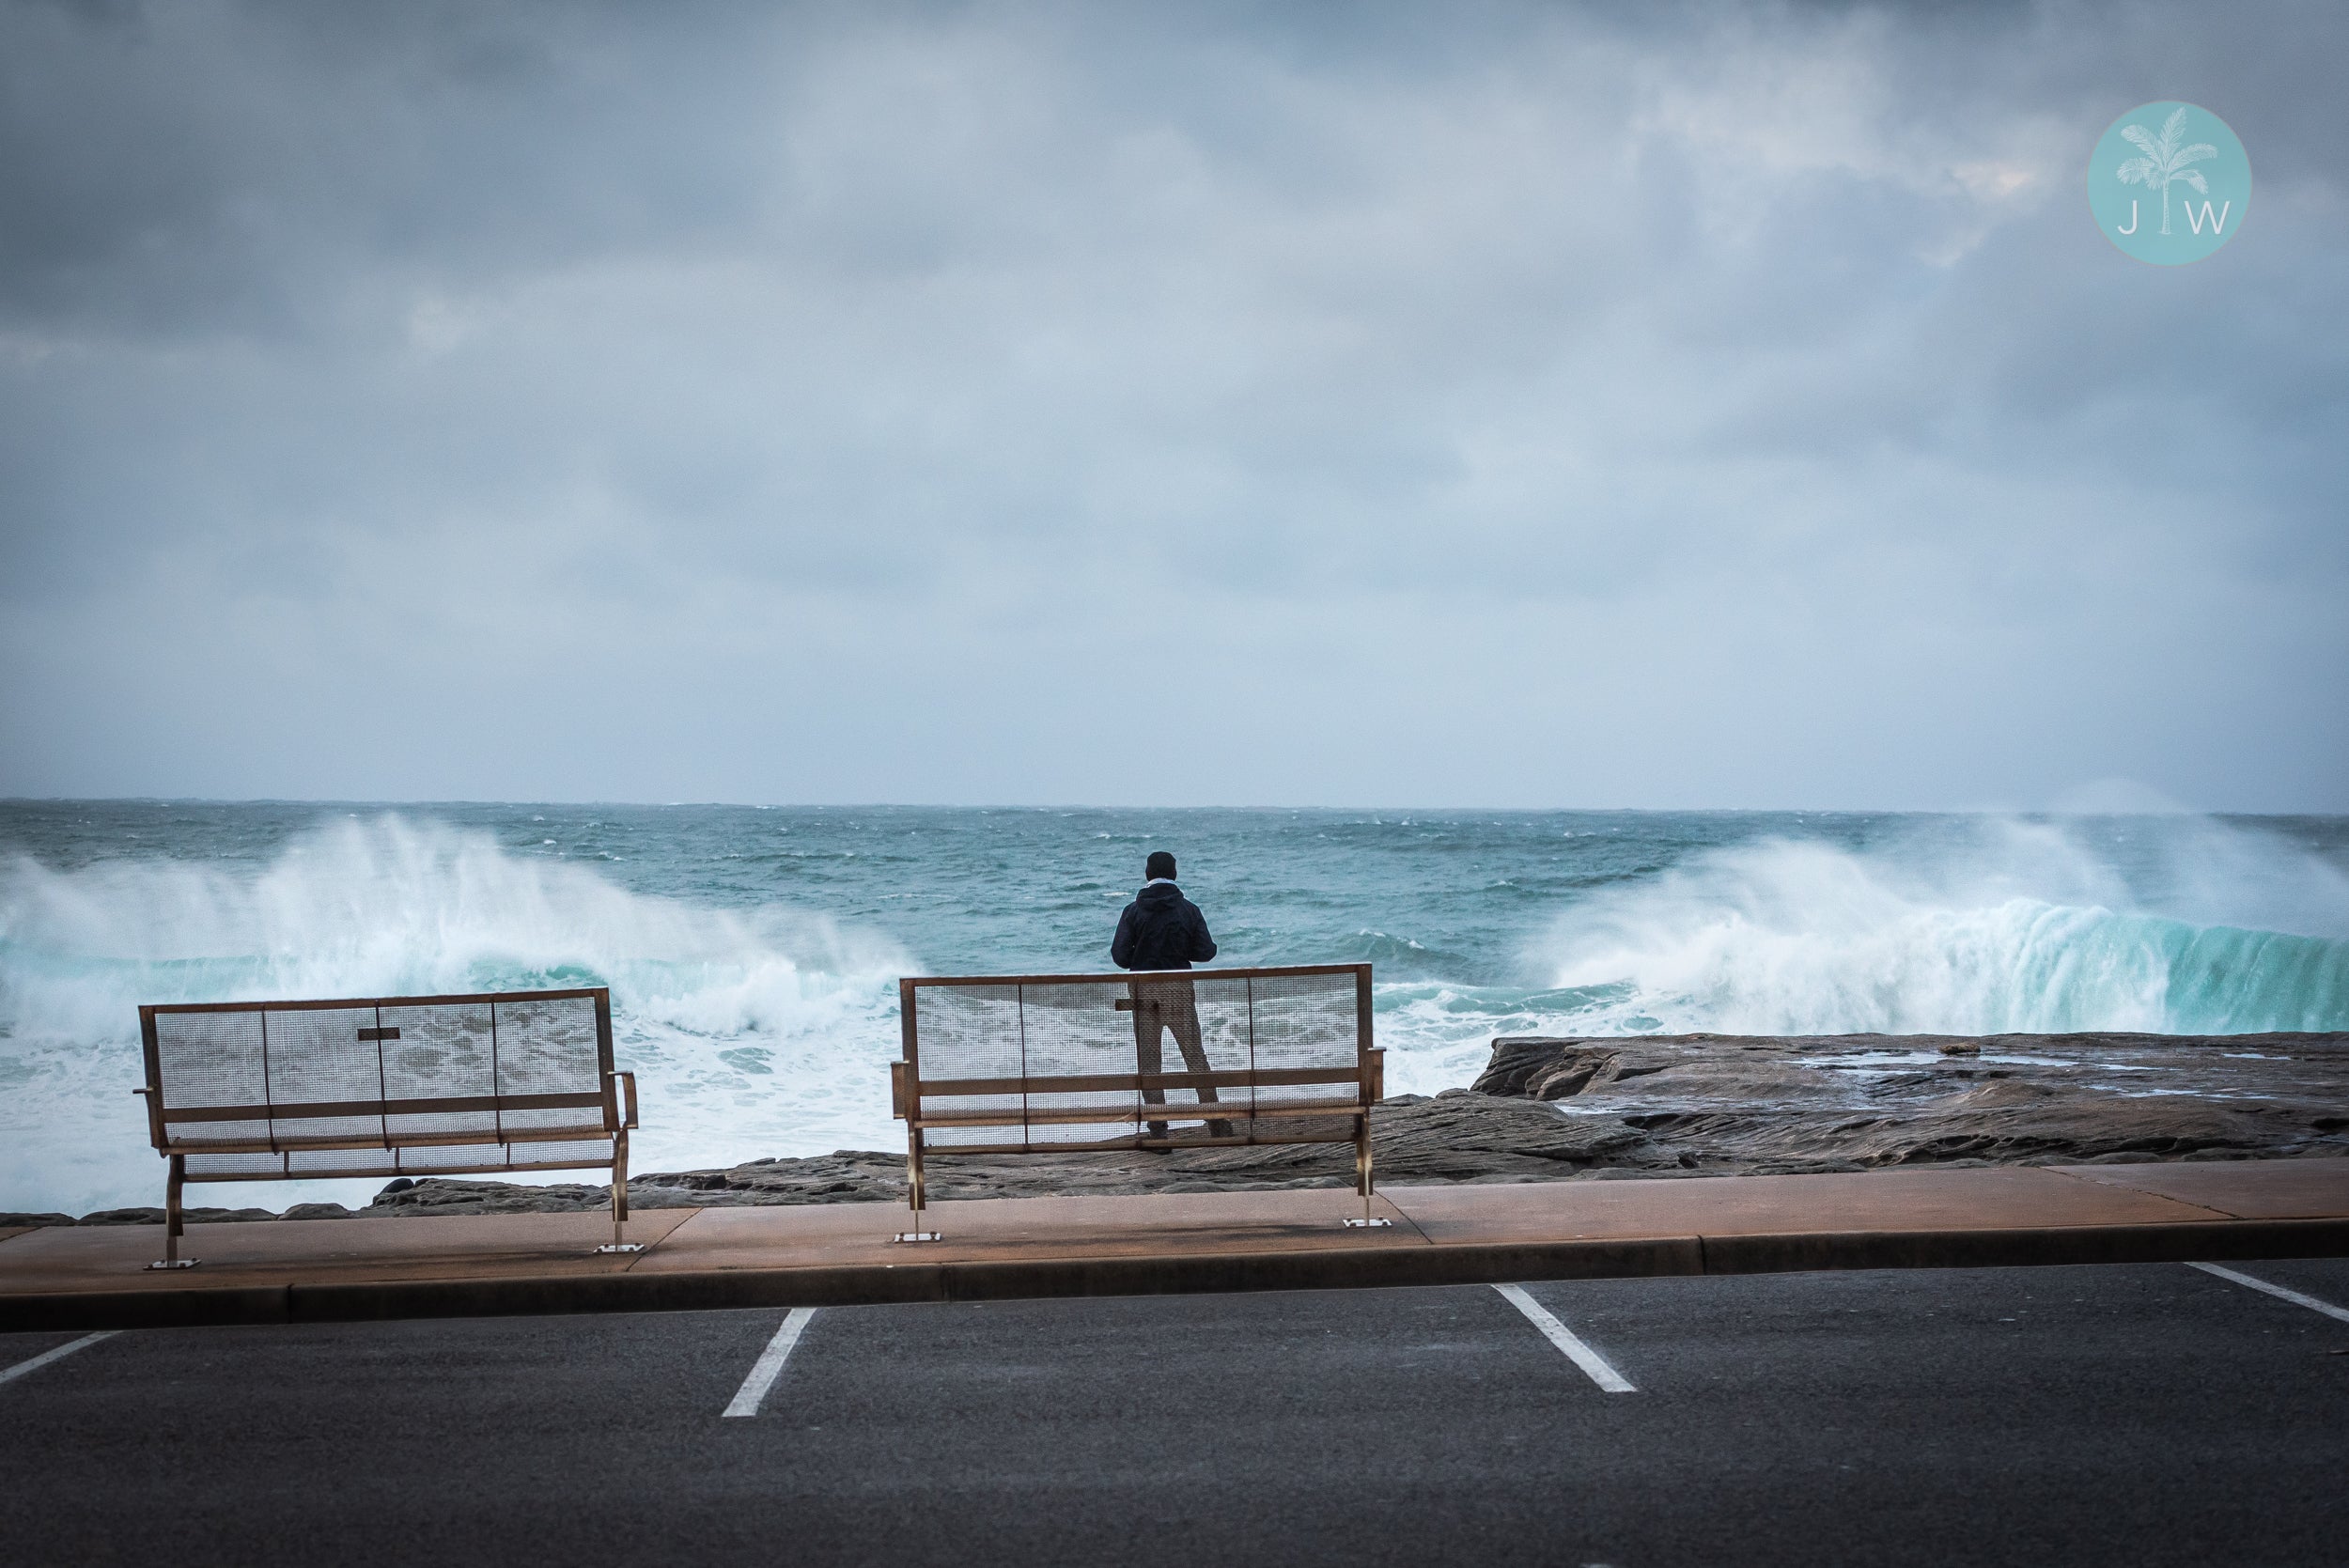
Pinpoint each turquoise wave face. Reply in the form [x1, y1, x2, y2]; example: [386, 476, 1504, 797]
[2152, 919, 2349, 1033]
[1, 802, 2344, 1214]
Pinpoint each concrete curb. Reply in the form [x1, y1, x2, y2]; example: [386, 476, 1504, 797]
[1695, 1218, 2349, 1275]
[5, 1217, 2345, 1332]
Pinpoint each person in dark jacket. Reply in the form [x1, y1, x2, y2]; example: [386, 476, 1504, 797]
[1111, 851, 1232, 1141]
[1111, 851, 1217, 971]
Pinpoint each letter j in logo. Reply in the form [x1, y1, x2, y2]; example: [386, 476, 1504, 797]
[2089, 101, 2250, 264]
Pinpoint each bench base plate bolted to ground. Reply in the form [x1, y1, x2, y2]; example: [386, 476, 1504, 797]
[890, 963, 1383, 1239]
[135, 986, 642, 1265]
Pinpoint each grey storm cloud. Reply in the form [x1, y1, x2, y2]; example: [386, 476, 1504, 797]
[1, 0, 2342, 809]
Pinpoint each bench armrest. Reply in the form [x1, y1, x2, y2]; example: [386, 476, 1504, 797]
[891, 1060, 910, 1120]
[608, 1071, 640, 1130]
[1365, 1048, 1386, 1104]
[132, 1085, 167, 1148]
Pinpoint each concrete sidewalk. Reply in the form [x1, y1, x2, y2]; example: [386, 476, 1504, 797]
[5, 1159, 2346, 1332]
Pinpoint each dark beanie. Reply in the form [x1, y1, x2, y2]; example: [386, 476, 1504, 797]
[1144, 850, 1177, 881]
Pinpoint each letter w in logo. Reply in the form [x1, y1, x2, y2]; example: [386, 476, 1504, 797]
[2184, 199, 2232, 235]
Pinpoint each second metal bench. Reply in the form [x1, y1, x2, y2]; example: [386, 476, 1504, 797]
[890, 962, 1384, 1240]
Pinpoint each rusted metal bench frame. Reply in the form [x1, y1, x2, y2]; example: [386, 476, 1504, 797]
[891, 963, 1384, 1239]
[134, 986, 640, 1266]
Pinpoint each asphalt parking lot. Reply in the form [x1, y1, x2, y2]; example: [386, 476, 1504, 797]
[4, 1259, 2345, 1568]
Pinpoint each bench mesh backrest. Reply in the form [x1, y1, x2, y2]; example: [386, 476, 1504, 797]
[910, 970, 1361, 1150]
[151, 993, 606, 1152]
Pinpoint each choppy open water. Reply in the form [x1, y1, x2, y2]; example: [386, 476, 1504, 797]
[4, 801, 2347, 1215]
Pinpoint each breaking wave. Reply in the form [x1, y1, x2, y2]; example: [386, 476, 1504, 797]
[0, 816, 910, 1214]
[1527, 822, 2349, 1036]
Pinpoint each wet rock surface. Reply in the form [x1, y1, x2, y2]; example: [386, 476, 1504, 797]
[358, 1094, 1657, 1218]
[12, 1032, 2341, 1224]
[1472, 1031, 2349, 1172]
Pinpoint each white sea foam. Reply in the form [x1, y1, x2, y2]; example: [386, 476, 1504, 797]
[0, 817, 910, 1215]
[1520, 819, 2349, 1037]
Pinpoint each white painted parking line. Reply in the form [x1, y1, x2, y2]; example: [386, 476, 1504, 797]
[1493, 1284, 1636, 1393]
[0, 1331, 119, 1389]
[723, 1308, 817, 1418]
[2187, 1263, 2349, 1325]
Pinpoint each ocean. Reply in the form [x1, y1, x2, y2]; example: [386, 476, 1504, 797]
[4, 800, 2346, 1216]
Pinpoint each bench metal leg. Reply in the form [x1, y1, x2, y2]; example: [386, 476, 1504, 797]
[595, 1131, 645, 1254]
[895, 1128, 940, 1243]
[1345, 1113, 1391, 1229]
[148, 1154, 199, 1269]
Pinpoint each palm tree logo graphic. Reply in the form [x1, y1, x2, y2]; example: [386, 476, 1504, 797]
[2114, 106, 2217, 236]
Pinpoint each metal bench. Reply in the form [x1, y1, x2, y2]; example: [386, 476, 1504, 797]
[890, 962, 1385, 1240]
[134, 986, 640, 1267]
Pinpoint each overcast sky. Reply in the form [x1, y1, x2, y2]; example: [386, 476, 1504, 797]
[1, 0, 2341, 811]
